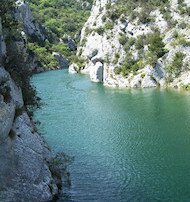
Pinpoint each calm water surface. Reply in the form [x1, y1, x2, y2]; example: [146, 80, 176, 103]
[32, 69, 190, 202]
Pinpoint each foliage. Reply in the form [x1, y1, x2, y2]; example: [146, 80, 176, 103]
[167, 52, 185, 76]
[171, 34, 190, 47]
[148, 31, 167, 58]
[182, 83, 190, 90]
[105, 0, 170, 24]
[104, 22, 114, 30]
[26, 0, 92, 69]
[114, 53, 144, 77]
[135, 35, 147, 50]
[123, 37, 135, 52]
[138, 8, 152, 24]
[95, 27, 105, 35]
[178, 21, 188, 29]
[1, 1, 40, 110]
[69, 55, 86, 70]
[119, 34, 128, 45]
[145, 51, 159, 66]
[49, 152, 74, 189]
[28, 43, 59, 69]
[28, 0, 91, 39]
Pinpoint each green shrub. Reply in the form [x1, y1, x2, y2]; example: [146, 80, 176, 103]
[182, 83, 190, 90]
[28, 43, 59, 69]
[114, 54, 144, 77]
[167, 52, 185, 76]
[104, 22, 114, 30]
[112, 53, 120, 64]
[186, 7, 190, 15]
[123, 37, 135, 52]
[84, 27, 93, 36]
[148, 31, 167, 58]
[95, 27, 105, 35]
[115, 53, 120, 59]
[27, 0, 92, 69]
[28, 0, 91, 39]
[178, 21, 188, 29]
[135, 35, 147, 50]
[70, 55, 86, 70]
[145, 51, 158, 66]
[119, 34, 128, 45]
[171, 34, 190, 47]
[114, 66, 122, 74]
[138, 8, 151, 24]
[173, 31, 179, 38]
[51, 43, 70, 57]
[101, 14, 107, 22]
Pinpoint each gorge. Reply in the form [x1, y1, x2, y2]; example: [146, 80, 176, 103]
[1, 0, 190, 201]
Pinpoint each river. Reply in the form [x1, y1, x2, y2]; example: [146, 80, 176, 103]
[32, 69, 190, 202]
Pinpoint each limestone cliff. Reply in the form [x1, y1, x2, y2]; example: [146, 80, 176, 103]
[14, 0, 69, 71]
[0, 3, 61, 201]
[14, 0, 50, 72]
[70, 0, 190, 90]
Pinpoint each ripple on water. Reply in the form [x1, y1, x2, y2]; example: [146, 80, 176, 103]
[32, 70, 190, 202]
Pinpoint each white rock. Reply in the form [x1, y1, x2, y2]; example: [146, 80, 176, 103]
[90, 61, 104, 82]
[130, 75, 142, 88]
[141, 75, 157, 88]
[69, 63, 78, 74]
[75, 0, 190, 89]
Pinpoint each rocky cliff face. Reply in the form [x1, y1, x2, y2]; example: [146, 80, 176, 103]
[13, 0, 48, 72]
[15, 0, 48, 42]
[70, 0, 190, 90]
[0, 4, 61, 202]
[14, 0, 69, 72]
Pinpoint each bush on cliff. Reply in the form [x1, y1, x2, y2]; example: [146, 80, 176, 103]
[1, 0, 40, 110]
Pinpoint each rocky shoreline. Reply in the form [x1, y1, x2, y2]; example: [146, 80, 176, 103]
[0, 66, 63, 201]
[69, 0, 190, 90]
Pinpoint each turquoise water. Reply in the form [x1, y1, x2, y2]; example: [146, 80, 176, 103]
[32, 69, 190, 202]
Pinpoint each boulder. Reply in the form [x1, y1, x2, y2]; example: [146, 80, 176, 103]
[69, 63, 79, 74]
[141, 75, 157, 88]
[130, 75, 142, 88]
[90, 62, 104, 82]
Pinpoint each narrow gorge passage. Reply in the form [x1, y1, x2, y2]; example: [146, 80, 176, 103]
[32, 69, 190, 202]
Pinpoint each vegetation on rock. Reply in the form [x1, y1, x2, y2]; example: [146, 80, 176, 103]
[27, 0, 92, 68]
[1, 0, 40, 110]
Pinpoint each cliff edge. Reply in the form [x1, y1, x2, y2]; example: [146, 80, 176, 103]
[70, 0, 190, 90]
[0, 2, 61, 201]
